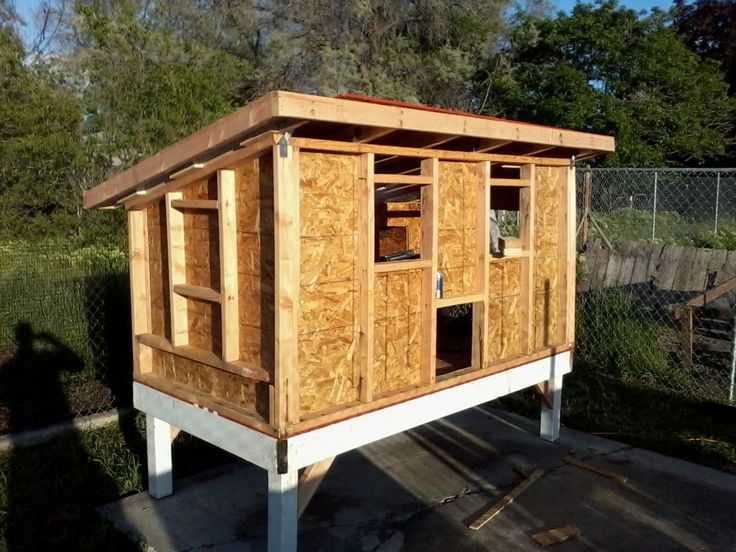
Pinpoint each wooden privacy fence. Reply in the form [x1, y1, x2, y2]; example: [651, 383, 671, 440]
[578, 239, 736, 403]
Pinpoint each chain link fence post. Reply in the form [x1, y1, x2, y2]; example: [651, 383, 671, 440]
[651, 171, 658, 242]
[715, 171, 721, 234]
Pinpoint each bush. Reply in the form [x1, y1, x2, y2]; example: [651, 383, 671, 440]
[576, 289, 673, 385]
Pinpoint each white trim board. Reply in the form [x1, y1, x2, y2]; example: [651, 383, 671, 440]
[133, 351, 571, 473]
[287, 351, 570, 469]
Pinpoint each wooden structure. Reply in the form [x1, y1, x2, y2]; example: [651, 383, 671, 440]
[85, 91, 614, 552]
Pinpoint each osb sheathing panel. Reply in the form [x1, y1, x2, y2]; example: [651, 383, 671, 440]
[235, 156, 274, 372]
[298, 152, 361, 414]
[385, 201, 421, 253]
[377, 227, 407, 258]
[146, 200, 170, 338]
[438, 162, 478, 297]
[151, 349, 269, 419]
[373, 269, 422, 395]
[187, 299, 221, 356]
[487, 259, 522, 364]
[533, 165, 565, 349]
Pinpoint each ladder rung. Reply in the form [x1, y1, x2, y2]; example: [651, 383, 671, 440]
[173, 284, 221, 303]
[490, 178, 531, 187]
[374, 174, 433, 185]
[170, 199, 219, 210]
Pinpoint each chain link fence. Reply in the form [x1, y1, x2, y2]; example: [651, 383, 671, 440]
[0, 243, 130, 433]
[575, 167, 736, 405]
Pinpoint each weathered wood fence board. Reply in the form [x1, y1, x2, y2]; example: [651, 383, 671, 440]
[581, 240, 736, 293]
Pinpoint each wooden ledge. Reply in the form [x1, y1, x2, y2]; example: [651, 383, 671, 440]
[490, 178, 531, 187]
[173, 284, 221, 303]
[170, 199, 219, 210]
[436, 293, 486, 308]
[137, 333, 271, 383]
[374, 174, 433, 185]
[374, 259, 431, 273]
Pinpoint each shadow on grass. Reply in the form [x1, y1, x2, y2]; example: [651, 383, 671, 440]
[492, 361, 736, 474]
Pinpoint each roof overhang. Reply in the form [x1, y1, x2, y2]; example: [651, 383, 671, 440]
[84, 91, 615, 210]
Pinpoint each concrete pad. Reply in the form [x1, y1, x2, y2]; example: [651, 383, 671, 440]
[99, 406, 736, 551]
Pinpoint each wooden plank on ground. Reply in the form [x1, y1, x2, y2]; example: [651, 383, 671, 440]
[468, 469, 545, 531]
[563, 455, 629, 485]
[531, 526, 582, 547]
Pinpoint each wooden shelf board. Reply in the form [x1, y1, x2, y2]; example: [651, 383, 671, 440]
[173, 284, 222, 303]
[436, 293, 486, 308]
[170, 199, 219, 210]
[137, 333, 271, 383]
[491, 178, 531, 187]
[374, 174, 433, 185]
[374, 259, 432, 273]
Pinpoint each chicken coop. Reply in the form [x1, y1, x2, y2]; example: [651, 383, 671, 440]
[84, 91, 614, 552]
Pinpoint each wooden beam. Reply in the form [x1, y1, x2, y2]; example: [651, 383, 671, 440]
[686, 276, 736, 307]
[355, 127, 397, 143]
[218, 169, 240, 362]
[490, 178, 531, 188]
[436, 293, 486, 309]
[565, 165, 577, 344]
[476, 139, 513, 152]
[120, 132, 281, 210]
[273, 139, 301, 432]
[297, 456, 335, 518]
[374, 174, 433, 185]
[170, 163, 205, 180]
[518, 164, 536, 353]
[290, 137, 572, 167]
[473, 161, 491, 370]
[138, 333, 270, 382]
[358, 153, 375, 403]
[128, 209, 152, 375]
[165, 191, 188, 346]
[420, 158, 439, 386]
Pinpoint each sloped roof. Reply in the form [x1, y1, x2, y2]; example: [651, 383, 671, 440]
[84, 90, 615, 209]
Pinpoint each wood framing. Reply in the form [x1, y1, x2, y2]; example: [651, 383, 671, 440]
[88, 91, 613, 552]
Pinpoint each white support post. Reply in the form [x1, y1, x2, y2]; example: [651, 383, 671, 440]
[540, 357, 564, 442]
[268, 469, 299, 552]
[146, 414, 173, 498]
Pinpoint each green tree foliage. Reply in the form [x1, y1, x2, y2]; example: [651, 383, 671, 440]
[0, 25, 87, 239]
[484, 1, 734, 166]
[74, 0, 251, 167]
[156, 0, 510, 109]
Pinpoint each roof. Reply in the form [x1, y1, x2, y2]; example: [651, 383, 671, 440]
[84, 90, 615, 209]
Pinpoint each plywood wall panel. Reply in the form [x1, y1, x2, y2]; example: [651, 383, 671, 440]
[298, 152, 361, 415]
[384, 201, 421, 252]
[486, 258, 523, 364]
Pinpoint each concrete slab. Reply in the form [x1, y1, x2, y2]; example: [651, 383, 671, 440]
[99, 406, 736, 551]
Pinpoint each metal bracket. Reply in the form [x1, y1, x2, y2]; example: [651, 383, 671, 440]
[278, 132, 292, 158]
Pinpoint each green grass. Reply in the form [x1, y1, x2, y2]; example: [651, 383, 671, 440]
[494, 363, 736, 474]
[594, 208, 736, 249]
[0, 414, 236, 551]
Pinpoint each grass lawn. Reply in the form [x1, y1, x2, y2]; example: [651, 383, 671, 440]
[0, 414, 235, 551]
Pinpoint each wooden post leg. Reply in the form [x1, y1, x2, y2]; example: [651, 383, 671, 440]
[146, 414, 173, 498]
[540, 370, 563, 442]
[268, 469, 298, 552]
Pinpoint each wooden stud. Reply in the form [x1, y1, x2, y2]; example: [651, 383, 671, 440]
[519, 164, 535, 354]
[358, 153, 375, 402]
[297, 456, 335, 518]
[165, 191, 188, 346]
[420, 158, 439, 385]
[273, 141, 301, 432]
[565, 165, 577, 344]
[473, 161, 491, 369]
[218, 169, 240, 362]
[291, 137, 572, 167]
[128, 209, 153, 374]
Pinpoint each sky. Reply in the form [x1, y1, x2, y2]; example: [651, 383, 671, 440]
[556, 0, 670, 12]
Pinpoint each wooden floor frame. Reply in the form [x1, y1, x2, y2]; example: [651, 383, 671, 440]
[135, 350, 570, 552]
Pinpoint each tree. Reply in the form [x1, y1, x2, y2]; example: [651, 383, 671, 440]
[483, 1, 734, 166]
[675, 0, 736, 93]
[0, 24, 88, 239]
